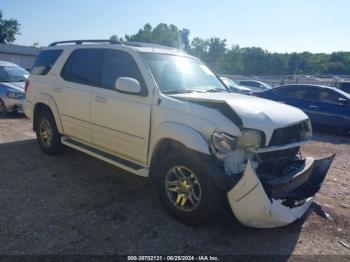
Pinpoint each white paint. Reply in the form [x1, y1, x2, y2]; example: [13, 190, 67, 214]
[227, 159, 313, 228]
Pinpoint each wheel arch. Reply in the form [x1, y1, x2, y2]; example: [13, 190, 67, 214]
[148, 122, 211, 178]
[33, 94, 63, 134]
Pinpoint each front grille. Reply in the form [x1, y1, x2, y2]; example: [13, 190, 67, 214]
[256, 147, 300, 175]
[269, 120, 311, 147]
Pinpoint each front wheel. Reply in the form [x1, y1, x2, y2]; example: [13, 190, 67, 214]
[155, 151, 225, 225]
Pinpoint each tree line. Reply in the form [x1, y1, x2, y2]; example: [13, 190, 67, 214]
[111, 23, 350, 76]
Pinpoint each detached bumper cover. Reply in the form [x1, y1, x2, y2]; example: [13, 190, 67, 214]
[227, 154, 335, 228]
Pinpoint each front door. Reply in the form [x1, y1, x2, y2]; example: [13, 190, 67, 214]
[90, 49, 152, 165]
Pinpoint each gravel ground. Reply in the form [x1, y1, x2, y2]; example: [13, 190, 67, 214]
[0, 115, 349, 256]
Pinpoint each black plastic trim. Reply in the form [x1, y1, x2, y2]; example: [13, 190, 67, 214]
[64, 138, 143, 170]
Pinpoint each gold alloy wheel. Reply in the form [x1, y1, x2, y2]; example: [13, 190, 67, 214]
[165, 166, 202, 212]
[39, 118, 53, 147]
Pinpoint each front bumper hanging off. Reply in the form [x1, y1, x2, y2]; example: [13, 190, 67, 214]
[227, 154, 335, 228]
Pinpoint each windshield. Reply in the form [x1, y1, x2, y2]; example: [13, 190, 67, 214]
[142, 53, 229, 94]
[0, 66, 28, 82]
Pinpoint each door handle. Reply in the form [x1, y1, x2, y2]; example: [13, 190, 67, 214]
[54, 87, 62, 93]
[309, 105, 319, 109]
[95, 96, 108, 103]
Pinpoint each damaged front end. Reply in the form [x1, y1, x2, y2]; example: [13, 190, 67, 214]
[226, 151, 335, 228]
[209, 123, 335, 228]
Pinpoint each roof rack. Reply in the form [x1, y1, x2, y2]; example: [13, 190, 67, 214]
[48, 39, 186, 53]
[124, 42, 185, 53]
[49, 39, 121, 46]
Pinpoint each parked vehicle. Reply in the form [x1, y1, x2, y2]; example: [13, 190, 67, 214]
[220, 77, 253, 95]
[338, 81, 350, 94]
[256, 84, 350, 133]
[0, 61, 28, 116]
[239, 80, 272, 92]
[24, 40, 334, 228]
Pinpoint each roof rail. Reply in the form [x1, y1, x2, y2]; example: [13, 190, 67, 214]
[124, 42, 185, 52]
[48, 40, 186, 53]
[49, 39, 121, 46]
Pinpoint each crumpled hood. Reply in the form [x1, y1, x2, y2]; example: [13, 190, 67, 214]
[171, 92, 309, 143]
[0, 82, 25, 93]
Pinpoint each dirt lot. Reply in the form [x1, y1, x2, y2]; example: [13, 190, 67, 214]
[0, 115, 349, 256]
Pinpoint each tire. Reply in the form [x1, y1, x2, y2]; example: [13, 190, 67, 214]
[35, 109, 63, 154]
[155, 151, 225, 225]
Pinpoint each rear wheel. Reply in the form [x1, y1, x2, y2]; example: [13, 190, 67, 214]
[155, 151, 225, 225]
[36, 110, 63, 154]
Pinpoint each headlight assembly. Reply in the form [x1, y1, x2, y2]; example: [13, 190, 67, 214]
[210, 132, 237, 156]
[210, 129, 264, 158]
[237, 129, 263, 149]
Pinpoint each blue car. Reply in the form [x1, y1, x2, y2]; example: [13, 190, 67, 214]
[256, 84, 350, 133]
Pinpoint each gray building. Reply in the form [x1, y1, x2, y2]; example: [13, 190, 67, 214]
[0, 43, 39, 70]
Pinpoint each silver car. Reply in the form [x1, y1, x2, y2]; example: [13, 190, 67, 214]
[0, 61, 28, 116]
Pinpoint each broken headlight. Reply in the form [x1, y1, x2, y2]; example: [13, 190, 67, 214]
[237, 129, 263, 150]
[211, 132, 237, 156]
[211, 129, 263, 158]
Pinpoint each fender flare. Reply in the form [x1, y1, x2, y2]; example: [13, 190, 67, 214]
[149, 122, 210, 159]
[33, 93, 64, 134]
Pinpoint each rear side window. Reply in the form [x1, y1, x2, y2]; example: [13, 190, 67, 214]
[100, 49, 146, 95]
[61, 49, 103, 86]
[31, 50, 63, 75]
[274, 86, 298, 97]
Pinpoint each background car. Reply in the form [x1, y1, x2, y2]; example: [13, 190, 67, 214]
[256, 84, 350, 134]
[0, 61, 28, 116]
[239, 80, 272, 92]
[220, 77, 253, 95]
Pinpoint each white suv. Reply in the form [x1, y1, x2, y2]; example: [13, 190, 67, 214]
[24, 40, 334, 228]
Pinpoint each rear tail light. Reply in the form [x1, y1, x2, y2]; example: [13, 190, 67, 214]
[25, 79, 30, 94]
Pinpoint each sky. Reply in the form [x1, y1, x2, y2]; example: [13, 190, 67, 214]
[1, 0, 349, 53]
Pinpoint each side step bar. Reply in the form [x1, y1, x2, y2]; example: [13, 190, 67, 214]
[61, 136, 149, 177]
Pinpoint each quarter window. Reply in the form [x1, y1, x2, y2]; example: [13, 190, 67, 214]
[31, 49, 63, 75]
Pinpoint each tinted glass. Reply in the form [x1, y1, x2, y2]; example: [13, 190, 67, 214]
[274, 86, 299, 97]
[316, 89, 345, 104]
[100, 50, 145, 93]
[31, 50, 63, 75]
[61, 49, 103, 86]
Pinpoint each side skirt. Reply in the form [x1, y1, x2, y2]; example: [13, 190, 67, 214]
[61, 136, 149, 177]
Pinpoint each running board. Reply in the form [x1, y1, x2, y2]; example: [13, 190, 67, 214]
[61, 136, 149, 177]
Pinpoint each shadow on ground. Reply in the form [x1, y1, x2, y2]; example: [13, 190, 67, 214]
[0, 139, 311, 256]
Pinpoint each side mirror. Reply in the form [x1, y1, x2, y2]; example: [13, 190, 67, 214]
[115, 77, 141, 94]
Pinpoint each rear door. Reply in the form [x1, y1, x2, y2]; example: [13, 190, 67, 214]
[55, 48, 103, 143]
[90, 48, 152, 165]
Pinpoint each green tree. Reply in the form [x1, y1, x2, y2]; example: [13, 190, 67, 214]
[109, 35, 124, 42]
[0, 10, 20, 43]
